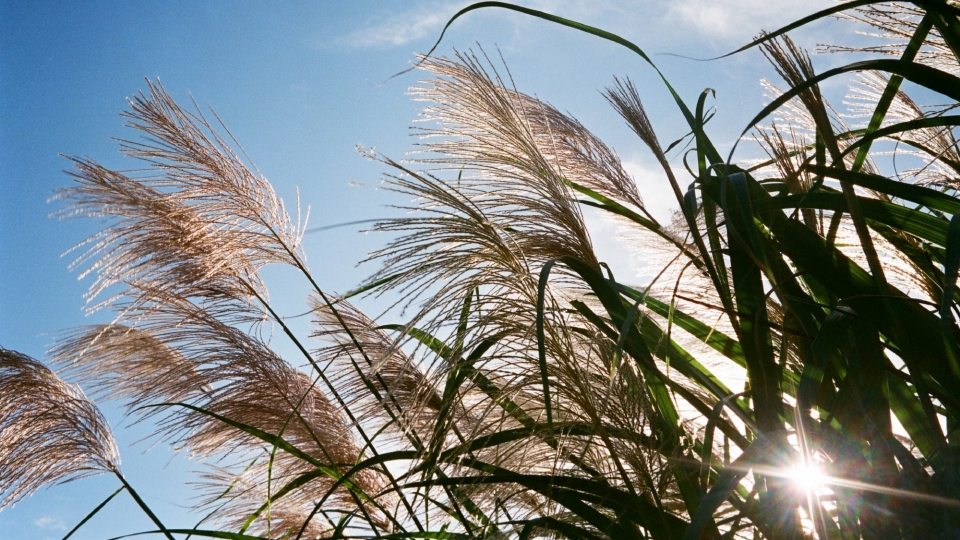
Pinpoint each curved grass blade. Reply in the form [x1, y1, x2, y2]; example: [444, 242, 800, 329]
[736, 59, 960, 155]
[412, 1, 729, 164]
[798, 308, 855, 412]
[708, 0, 956, 60]
[762, 191, 950, 246]
[568, 179, 704, 267]
[612, 281, 745, 366]
[518, 517, 605, 540]
[720, 174, 781, 433]
[700, 392, 749, 491]
[805, 165, 960, 215]
[536, 259, 558, 433]
[112, 474, 175, 540]
[408, 466, 688, 540]
[940, 211, 960, 379]
[108, 531, 267, 540]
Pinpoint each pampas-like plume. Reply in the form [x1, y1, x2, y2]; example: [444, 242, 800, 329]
[365, 50, 611, 355]
[761, 34, 844, 162]
[357, 53, 699, 519]
[50, 301, 384, 529]
[311, 296, 555, 520]
[404, 49, 600, 272]
[196, 462, 351, 539]
[48, 79, 390, 534]
[603, 76, 687, 213]
[313, 297, 445, 438]
[518, 78, 649, 219]
[361, 54, 612, 472]
[51, 323, 209, 420]
[55, 79, 305, 319]
[0, 348, 120, 509]
[753, 123, 821, 232]
[820, 3, 959, 75]
[53, 302, 366, 459]
[846, 70, 960, 188]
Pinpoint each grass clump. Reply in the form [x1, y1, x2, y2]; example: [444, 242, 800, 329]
[4, 2, 960, 539]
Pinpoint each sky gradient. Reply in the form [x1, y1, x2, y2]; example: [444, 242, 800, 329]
[0, 1, 855, 537]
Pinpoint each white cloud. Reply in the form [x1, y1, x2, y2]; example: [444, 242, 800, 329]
[621, 158, 684, 225]
[334, 0, 623, 50]
[336, 3, 458, 49]
[334, 0, 837, 51]
[581, 158, 690, 283]
[34, 516, 67, 531]
[663, 0, 835, 42]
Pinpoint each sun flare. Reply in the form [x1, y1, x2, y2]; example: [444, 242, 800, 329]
[785, 461, 828, 493]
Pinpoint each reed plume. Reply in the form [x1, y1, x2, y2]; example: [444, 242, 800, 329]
[360, 54, 624, 495]
[56, 79, 306, 323]
[0, 348, 120, 509]
[313, 297, 446, 438]
[355, 51, 710, 528]
[821, 3, 959, 75]
[48, 80, 385, 535]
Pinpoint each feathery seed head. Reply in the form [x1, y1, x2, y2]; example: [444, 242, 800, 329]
[0, 348, 120, 509]
[55, 79, 305, 320]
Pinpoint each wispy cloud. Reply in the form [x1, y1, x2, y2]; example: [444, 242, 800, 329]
[334, 0, 836, 51]
[334, 0, 612, 50]
[336, 2, 458, 49]
[34, 516, 67, 531]
[621, 159, 682, 225]
[663, 0, 835, 41]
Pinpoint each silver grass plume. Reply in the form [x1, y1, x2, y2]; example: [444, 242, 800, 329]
[846, 70, 960, 188]
[604, 76, 688, 213]
[196, 463, 346, 539]
[603, 77, 662, 175]
[752, 71, 941, 303]
[51, 80, 385, 532]
[365, 48, 606, 326]
[362, 52, 605, 451]
[403, 48, 600, 272]
[756, 77, 882, 177]
[602, 76, 723, 306]
[753, 123, 820, 233]
[819, 3, 959, 75]
[604, 79, 740, 386]
[51, 324, 208, 421]
[361, 51, 693, 515]
[761, 33, 843, 161]
[55, 79, 306, 321]
[311, 297, 557, 517]
[519, 78, 649, 219]
[51, 304, 384, 529]
[312, 298, 446, 438]
[0, 348, 120, 509]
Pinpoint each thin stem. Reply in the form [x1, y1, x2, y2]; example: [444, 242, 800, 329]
[113, 471, 175, 540]
[62, 485, 125, 540]
[247, 285, 414, 533]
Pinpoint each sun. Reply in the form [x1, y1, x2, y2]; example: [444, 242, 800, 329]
[785, 461, 828, 493]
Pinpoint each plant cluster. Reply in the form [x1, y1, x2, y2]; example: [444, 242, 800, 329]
[3, 2, 960, 539]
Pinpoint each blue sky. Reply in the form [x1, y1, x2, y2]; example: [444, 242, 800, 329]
[0, 0, 857, 537]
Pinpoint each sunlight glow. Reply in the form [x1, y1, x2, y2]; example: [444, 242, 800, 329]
[785, 461, 827, 493]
